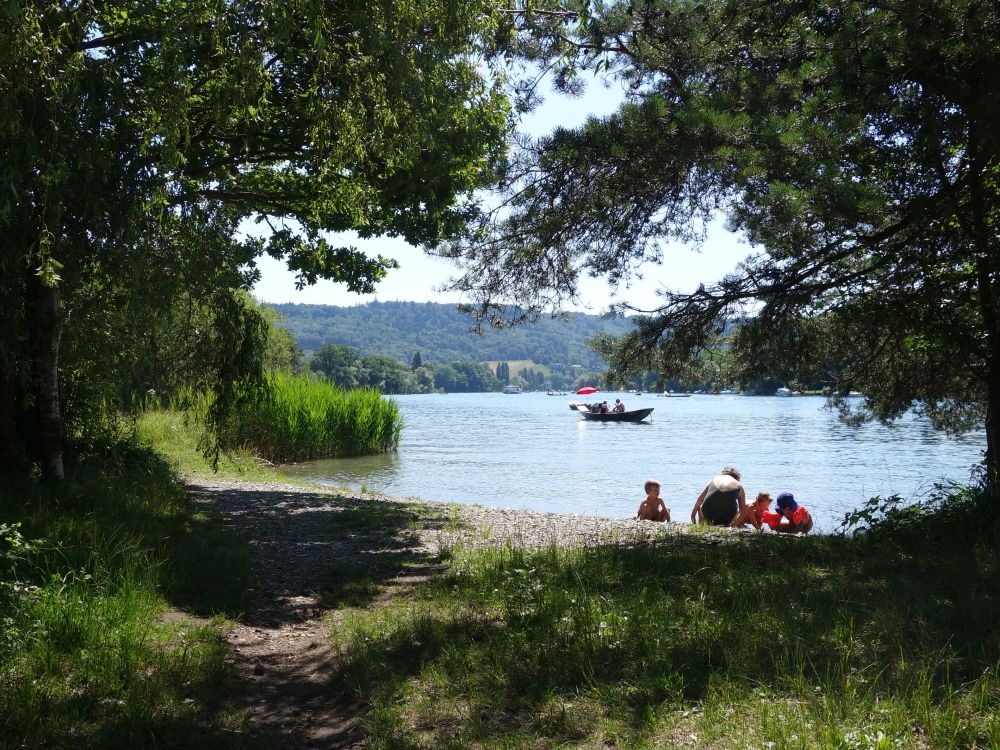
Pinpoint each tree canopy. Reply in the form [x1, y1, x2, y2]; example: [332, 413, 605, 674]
[442, 0, 1000, 480]
[2, 0, 511, 478]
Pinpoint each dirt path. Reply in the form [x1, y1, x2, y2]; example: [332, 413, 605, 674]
[182, 478, 699, 747]
[184, 479, 456, 749]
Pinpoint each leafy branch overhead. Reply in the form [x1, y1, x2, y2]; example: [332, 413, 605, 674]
[0, 0, 514, 478]
[442, 0, 1000, 479]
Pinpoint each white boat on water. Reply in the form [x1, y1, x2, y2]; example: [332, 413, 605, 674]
[502, 385, 523, 394]
[657, 391, 692, 398]
[776, 387, 800, 396]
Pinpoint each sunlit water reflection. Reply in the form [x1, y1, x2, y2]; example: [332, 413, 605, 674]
[279, 392, 985, 533]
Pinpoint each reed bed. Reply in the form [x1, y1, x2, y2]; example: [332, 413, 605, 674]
[153, 375, 403, 464]
[223, 374, 403, 463]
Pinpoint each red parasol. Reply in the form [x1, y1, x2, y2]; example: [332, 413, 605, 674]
[576, 386, 598, 395]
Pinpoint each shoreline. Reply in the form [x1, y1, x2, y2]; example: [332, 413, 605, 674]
[186, 477, 799, 555]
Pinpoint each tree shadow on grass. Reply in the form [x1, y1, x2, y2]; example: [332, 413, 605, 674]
[184, 481, 454, 626]
[329, 528, 1000, 747]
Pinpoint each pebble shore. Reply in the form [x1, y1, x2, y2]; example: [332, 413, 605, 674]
[186, 477, 743, 562]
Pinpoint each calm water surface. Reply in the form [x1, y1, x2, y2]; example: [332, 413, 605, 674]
[280, 392, 986, 532]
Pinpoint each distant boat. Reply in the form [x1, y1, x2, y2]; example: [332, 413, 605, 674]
[720, 389, 735, 395]
[657, 391, 692, 398]
[546, 390, 568, 396]
[578, 406, 654, 423]
[502, 385, 523, 394]
[775, 387, 800, 396]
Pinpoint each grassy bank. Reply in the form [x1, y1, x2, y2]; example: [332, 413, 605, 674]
[331, 489, 1000, 749]
[0, 443, 254, 749]
[135, 408, 280, 481]
[5, 419, 998, 749]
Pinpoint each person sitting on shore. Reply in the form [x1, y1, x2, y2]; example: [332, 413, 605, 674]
[766, 492, 813, 533]
[741, 491, 781, 529]
[635, 479, 670, 522]
[613, 399, 625, 413]
[691, 466, 747, 527]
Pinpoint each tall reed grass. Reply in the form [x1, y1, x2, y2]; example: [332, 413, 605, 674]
[160, 374, 403, 463]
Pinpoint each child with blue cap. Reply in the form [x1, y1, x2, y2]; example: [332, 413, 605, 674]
[765, 492, 813, 533]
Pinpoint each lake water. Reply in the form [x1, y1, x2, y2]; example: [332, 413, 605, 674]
[279, 392, 986, 533]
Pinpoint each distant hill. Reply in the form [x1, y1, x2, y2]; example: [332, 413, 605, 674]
[268, 301, 634, 370]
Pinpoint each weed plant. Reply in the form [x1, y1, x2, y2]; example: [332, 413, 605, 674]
[0, 442, 253, 749]
[331, 484, 1000, 749]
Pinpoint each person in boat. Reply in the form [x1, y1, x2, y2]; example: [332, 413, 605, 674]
[765, 492, 813, 533]
[599, 401, 610, 413]
[635, 479, 670, 522]
[612, 399, 625, 413]
[691, 466, 747, 527]
[741, 491, 783, 530]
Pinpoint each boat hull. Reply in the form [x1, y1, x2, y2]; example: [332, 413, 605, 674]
[579, 407, 654, 423]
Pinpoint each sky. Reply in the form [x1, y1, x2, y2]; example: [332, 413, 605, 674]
[251, 74, 754, 313]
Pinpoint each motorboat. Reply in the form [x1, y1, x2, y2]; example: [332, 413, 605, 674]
[502, 385, 522, 394]
[657, 391, 691, 398]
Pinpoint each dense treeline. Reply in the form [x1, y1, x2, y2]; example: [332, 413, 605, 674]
[307, 343, 610, 393]
[271, 301, 632, 370]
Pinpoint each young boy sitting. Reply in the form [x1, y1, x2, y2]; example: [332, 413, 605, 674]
[635, 479, 670, 522]
[766, 491, 813, 533]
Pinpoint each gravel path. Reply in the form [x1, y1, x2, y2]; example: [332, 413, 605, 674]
[183, 478, 723, 747]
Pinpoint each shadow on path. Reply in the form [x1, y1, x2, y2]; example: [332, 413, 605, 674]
[185, 479, 454, 748]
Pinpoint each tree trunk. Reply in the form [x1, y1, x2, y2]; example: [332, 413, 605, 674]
[975, 251, 1000, 487]
[0, 368, 22, 471]
[28, 271, 64, 482]
[967, 115, 999, 489]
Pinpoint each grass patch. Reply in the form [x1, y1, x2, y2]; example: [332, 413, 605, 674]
[136, 409, 278, 481]
[0, 441, 254, 748]
[330, 487, 1000, 749]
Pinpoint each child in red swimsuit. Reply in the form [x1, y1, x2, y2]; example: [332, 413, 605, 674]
[767, 492, 813, 533]
[744, 491, 777, 529]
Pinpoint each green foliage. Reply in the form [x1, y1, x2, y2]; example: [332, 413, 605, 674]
[445, 0, 1000, 478]
[135, 410, 279, 482]
[272, 300, 632, 370]
[332, 484, 1000, 748]
[310, 343, 363, 389]
[0, 443, 252, 747]
[212, 374, 404, 463]
[309, 341, 504, 393]
[0, 0, 512, 476]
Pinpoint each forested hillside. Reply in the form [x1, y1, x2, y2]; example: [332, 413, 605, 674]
[269, 301, 633, 369]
